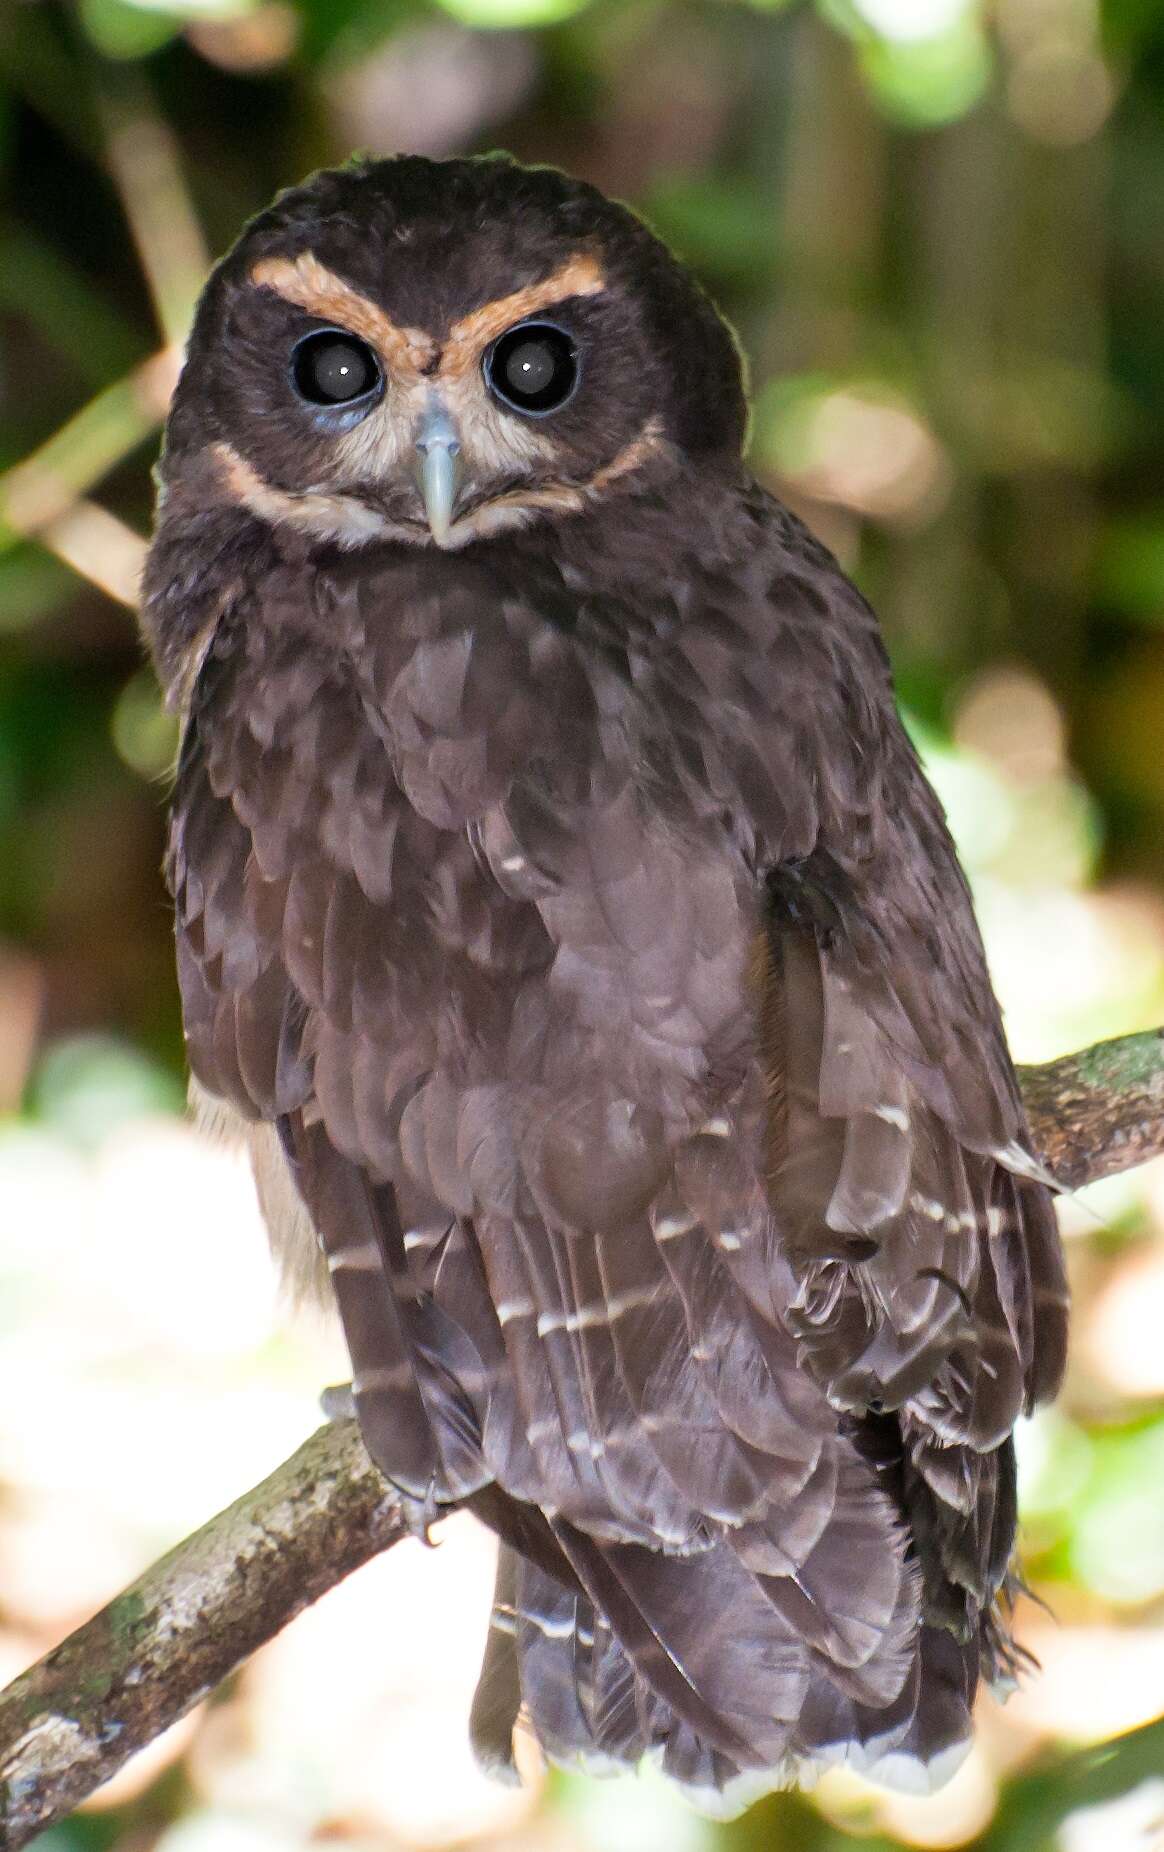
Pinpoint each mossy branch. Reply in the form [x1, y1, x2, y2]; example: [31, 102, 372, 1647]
[1, 1026, 1163, 1848]
[1022, 1026, 1164, 1189]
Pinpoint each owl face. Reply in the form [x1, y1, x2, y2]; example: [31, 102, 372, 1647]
[160, 155, 747, 553]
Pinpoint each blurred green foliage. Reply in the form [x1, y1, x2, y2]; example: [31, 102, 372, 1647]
[4, 0, 1164, 1847]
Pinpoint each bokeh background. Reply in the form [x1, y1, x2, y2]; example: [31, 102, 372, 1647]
[3, 0, 1164, 1846]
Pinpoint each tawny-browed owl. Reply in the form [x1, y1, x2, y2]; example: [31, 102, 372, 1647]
[142, 154, 1069, 1810]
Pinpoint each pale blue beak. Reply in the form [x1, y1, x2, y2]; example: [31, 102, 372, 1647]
[413, 401, 463, 546]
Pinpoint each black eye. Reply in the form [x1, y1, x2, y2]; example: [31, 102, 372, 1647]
[292, 331, 381, 407]
[484, 322, 578, 416]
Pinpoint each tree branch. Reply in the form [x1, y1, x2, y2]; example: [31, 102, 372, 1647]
[2, 1025, 1163, 1847]
[0, 1421, 406, 1849]
[1021, 1026, 1164, 1190]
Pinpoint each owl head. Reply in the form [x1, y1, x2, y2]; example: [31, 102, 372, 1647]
[154, 155, 746, 564]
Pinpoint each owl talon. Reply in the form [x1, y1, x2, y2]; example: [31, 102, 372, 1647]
[319, 1381, 356, 1423]
[319, 1385, 440, 1540]
[400, 1485, 442, 1546]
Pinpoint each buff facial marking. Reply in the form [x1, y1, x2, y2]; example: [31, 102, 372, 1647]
[213, 421, 666, 551]
[232, 248, 633, 547]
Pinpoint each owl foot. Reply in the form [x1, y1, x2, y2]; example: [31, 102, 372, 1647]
[319, 1381, 356, 1422]
[319, 1382, 440, 1542]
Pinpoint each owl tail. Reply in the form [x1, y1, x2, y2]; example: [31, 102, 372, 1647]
[471, 1545, 650, 1784]
[470, 1541, 979, 1815]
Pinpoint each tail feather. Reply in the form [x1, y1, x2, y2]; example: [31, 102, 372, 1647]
[472, 1539, 979, 1816]
[469, 1543, 523, 1782]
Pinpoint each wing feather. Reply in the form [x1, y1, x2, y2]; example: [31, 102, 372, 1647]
[746, 896, 1067, 1651]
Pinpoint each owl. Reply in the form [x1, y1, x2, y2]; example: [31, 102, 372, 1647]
[142, 154, 1069, 1811]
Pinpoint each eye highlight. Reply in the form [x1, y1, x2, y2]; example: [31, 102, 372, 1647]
[484, 322, 578, 416]
[292, 330, 382, 408]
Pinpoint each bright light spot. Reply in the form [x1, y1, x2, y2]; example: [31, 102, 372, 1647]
[566, 1761, 715, 1850]
[971, 884, 1164, 1063]
[1008, 41, 1116, 144]
[851, 0, 968, 43]
[918, 694, 1162, 1076]
[1058, 1162, 1161, 1239]
[436, 0, 590, 26]
[759, 381, 952, 526]
[0, 1110, 335, 1581]
[954, 665, 1067, 783]
[860, 16, 993, 125]
[1072, 1431, 1164, 1605]
[187, 3, 299, 70]
[816, 1744, 996, 1847]
[40, 500, 147, 610]
[326, 24, 536, 159]
[1006, 1626, 1164, 1742]
[1087, 1235, 1164, 1397]
[1015, 1409, 1094, 1520]
[121, 0, 257, 16]
[29, 1034, 183, 1146]
[155, 1816, 305, 1852]
[1060, 1779, 1164, 1852]
[112, 668, 179, 779]
[877, 1743, 997, 1846]
[193, 1515, 536, 1846]
[915, 733, 1016, 868]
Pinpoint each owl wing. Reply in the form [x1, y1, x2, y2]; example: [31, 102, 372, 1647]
[650, 495, 1070, 1646]
[744, 861, 1067, 1640]
[526, 493, 1069, 1787]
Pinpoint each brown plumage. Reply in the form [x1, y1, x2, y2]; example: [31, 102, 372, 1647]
[143, 152, 1069, 1810]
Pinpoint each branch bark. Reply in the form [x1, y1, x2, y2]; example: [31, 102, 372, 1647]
[0, 1420, 406, 1849]
[2, 1025, 1163, 1847]
[1022, 1025, 1164, 1190]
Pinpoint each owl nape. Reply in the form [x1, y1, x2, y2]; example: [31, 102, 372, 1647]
[142, 152, 1068, 1814]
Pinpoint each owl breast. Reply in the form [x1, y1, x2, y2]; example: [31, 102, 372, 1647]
[178, 545, 765, 1258]
[364, 556, 762, 1222]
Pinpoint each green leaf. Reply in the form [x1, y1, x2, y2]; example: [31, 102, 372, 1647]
[78, 0, 184, 60]
[111, 667, 179, 780]
[1070, 1416, 1164, 1605]
[435, 0, 593, 26]
[857, 14, 992, 126]
[642, 176, 781, 291]
[27, 1034, 185, 1144]
[1096, 514, 1164, 623]
[0, 224, 143, 386]
[0, 548, 75, 634]
[301, 0, 420, 65]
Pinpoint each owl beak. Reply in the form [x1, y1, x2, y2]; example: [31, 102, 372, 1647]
[413, 402, 463, 547]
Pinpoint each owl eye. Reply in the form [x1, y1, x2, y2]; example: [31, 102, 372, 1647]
[484, 322, 578, 416]
[292, 330, 382, 407]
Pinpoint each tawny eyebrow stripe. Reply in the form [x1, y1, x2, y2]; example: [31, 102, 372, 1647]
[439, 254, 605, 377]
[249, 250, 606, 384]
[250, 252, 438, 375]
